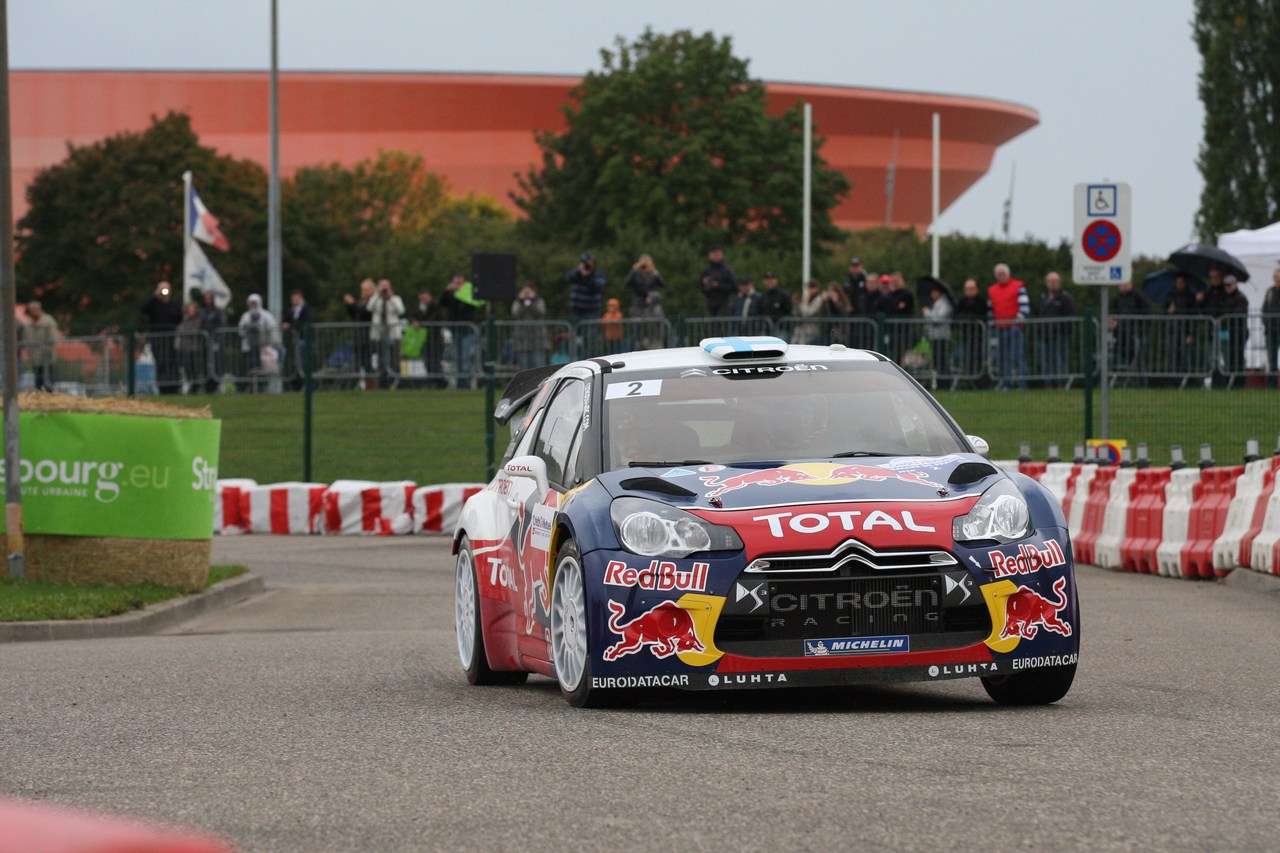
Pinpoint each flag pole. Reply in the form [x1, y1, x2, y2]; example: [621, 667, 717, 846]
[182, 170, 192, 304]
[0, 0, 24, 578]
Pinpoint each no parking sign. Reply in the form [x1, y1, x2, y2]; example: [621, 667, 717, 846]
[1072, 182, 1131, 285]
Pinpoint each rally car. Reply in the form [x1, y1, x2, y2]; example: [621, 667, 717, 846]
[453, 337, 1078, 708]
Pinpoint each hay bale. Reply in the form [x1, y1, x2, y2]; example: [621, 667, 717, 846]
[25, 535, 211, 592]
[15, 395, 214, 591]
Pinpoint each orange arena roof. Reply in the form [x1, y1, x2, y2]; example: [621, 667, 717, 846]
[10, 70, 1038, 232]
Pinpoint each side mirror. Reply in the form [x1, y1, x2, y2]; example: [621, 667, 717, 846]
[966, 435, 990, 458]
[504, 455, 549, 494]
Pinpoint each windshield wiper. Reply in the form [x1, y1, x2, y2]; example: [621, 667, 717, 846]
[830, 451, 900, 458]
[627, 460, 711, 468]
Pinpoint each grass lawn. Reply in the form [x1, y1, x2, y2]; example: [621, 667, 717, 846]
[0, 564, 248, 622]
[157, 384, 1279, 485]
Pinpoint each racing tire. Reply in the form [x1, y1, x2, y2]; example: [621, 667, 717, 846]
[455, 537, 528, 687]
[980, 663, 1076, 706]
[550, 540, 635, 709]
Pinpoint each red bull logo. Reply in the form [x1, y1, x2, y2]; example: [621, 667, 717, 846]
[603, 560, 709, 592]
[603, 600, 706, 661]
[989, 540, 1067, 577]
[1001, 577, 1073, 640]
[700, 463, 942, 499]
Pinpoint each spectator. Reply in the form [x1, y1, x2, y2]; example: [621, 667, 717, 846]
[988, 263, 1029, 390]
[174, 300, 205, 393]
[1035, 271, 1076, 388]
[280, 289, 314, 387]
[954, 278, 990, 383]
[1215, 274, 1250, 385]
[400, 316, 428, 385]
[510, 283, 549, 370]
[757, 271, 793, 323]
[141, 281, 183, 394]
[1163, 273, 1200, 379]
[199, 288, 227, 393]
[922, 282, 955, 378]
[884, 272, 916, 363]
[699, 245, 737, 317]
[564, 252, 605, 322]
[411, 289, 442, 381]
[1263, 268, 1280, 388]
[730, 276, 761, 320]
[343, 279, 376, 382]
[20, 300, 58, 392]
[842, 257, 868, 316]
[439, 274, 485, 389]
[624, 254, 665, 319]
[237, 293, 280, 393]
[1110, 280, 1150, 384]
[367, 278, 406, 388]
[601, 297, 626, 354]
[794, 280, 827, 345]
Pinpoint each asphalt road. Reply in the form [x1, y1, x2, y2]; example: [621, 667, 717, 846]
[2, 536, 1279, 853]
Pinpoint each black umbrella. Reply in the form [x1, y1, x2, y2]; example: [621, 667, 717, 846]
[1168, 244, 1250, 282]
[915, 275, 954, 307]
[1142, 268, 1203, 305]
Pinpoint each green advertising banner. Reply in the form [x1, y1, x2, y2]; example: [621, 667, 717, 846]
[0, 412, 221, 540]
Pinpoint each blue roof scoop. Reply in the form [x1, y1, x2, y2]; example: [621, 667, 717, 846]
[700, 336, 789, 361]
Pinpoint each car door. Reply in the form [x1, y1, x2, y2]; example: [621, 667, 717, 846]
[509, 375, 590, 664]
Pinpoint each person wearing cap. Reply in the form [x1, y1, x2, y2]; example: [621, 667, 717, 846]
[1263, 267, 1280, 388]
[699, 245, 738, 317]
[1216, 273, 1251, 385]
[842, 257, 868, 315]
[565, 252, 606, 322]
[757, 271, 792, 322]
[730, 276, 761, 322]
[237, 293, 280, 393]
[141, 281, 184, 394]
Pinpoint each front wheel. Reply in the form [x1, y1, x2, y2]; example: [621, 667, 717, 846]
[455, 537, 527, 686]
[550, 540, 633, 708]
[981, 663, 1076, 706]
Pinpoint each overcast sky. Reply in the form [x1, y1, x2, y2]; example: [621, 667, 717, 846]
[11, 0, 1204, 258]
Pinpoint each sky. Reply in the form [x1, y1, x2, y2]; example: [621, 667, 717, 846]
[10, 0, 1205, 258]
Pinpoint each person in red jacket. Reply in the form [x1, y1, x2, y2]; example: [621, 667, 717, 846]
[989, 263, 1029, 389]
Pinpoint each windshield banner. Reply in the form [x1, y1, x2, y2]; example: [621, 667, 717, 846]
[0, 412, 221, 540]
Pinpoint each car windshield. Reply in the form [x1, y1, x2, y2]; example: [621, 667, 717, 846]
[602, 361, 968, 470]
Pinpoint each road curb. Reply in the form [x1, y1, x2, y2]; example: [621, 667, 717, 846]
[1222, 567, 1280, 596]
[0, 573, 266, 643]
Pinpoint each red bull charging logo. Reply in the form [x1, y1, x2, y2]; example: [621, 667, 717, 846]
[700, 462, 942, 499]
[603, 600, 706, 661]
[1001, 577, 1073, 640]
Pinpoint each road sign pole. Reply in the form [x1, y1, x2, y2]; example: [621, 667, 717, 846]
[1099, 285, 1109, 440]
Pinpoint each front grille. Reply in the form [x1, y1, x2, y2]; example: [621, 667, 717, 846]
[745, 538, 957, 575]
[715, 564, 991, 657]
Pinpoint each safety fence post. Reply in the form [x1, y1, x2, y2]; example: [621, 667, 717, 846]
[485, 315, 497, 481]
[302, 324, 314, 483]
[126, 325, 136, 398]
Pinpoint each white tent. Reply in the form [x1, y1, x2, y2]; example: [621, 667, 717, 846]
[1217, 223, 1279, 369]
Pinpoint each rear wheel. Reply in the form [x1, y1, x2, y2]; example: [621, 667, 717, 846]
[455, 537, 527, 686]
[981, 663, 1076, 706]
[550, 540, 634, 708]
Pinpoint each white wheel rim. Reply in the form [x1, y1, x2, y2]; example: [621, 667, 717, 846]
[551, 554, 587, 692]
[455, 548, 477, 669]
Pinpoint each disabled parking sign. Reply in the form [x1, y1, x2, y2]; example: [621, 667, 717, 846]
[1073, 182, 1130, 285]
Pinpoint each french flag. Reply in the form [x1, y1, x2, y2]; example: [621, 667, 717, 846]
[189, 184, 230, 251]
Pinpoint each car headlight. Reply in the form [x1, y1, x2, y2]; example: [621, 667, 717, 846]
[952, 479, 1030, 544]
[610, 497, 743, 558]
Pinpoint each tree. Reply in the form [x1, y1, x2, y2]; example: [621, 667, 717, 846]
[514, 29, 849, 252]
[1194, 1, 1280, 238]
[16, 112, 267, 332]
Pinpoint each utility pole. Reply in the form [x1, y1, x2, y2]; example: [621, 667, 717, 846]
[0, 0, 23, 578]
[267, 0, 283, 319]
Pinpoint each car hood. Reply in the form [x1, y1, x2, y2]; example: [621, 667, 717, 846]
[599, 453, 1002, 510]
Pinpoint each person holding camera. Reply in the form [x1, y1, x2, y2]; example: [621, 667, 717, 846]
[366, 278, 406, 388]
[565, 252, 605, 322]
[624, 254, 665, 319]
[141, 281, 183, 394]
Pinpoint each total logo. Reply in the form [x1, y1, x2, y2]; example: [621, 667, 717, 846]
[603, 559, 710, 593]
[752, 508, 935, 538]
[988, 540, 1067, 577]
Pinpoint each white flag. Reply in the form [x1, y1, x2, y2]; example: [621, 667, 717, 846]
[184, 239, 231, 309]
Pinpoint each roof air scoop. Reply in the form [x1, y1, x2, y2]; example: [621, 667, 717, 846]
[700, 336, 789, 361]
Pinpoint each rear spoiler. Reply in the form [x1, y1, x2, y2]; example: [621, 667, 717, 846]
[493, 364, 562, 424]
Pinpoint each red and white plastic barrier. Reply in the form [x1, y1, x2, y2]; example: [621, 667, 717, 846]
[0, 796, 235, 853]
[322, 479, 416, 535]
[1180, 465, 1242, 578]
[413, 483, 485, 535]
[1072, 467, 1116, 566]
[1212, 458, 1278, 570]
[1066, 465, 1099, 541]
[241, 481, 328, 535]
[1094, 468, 1137, 570]
[214, 478, 256, 534]
[1156, 468, 1203, 577]
[1038, 462, 1076, 510]
[1250, 488, 1280, 574]
[1120, 467, 1172, 573]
